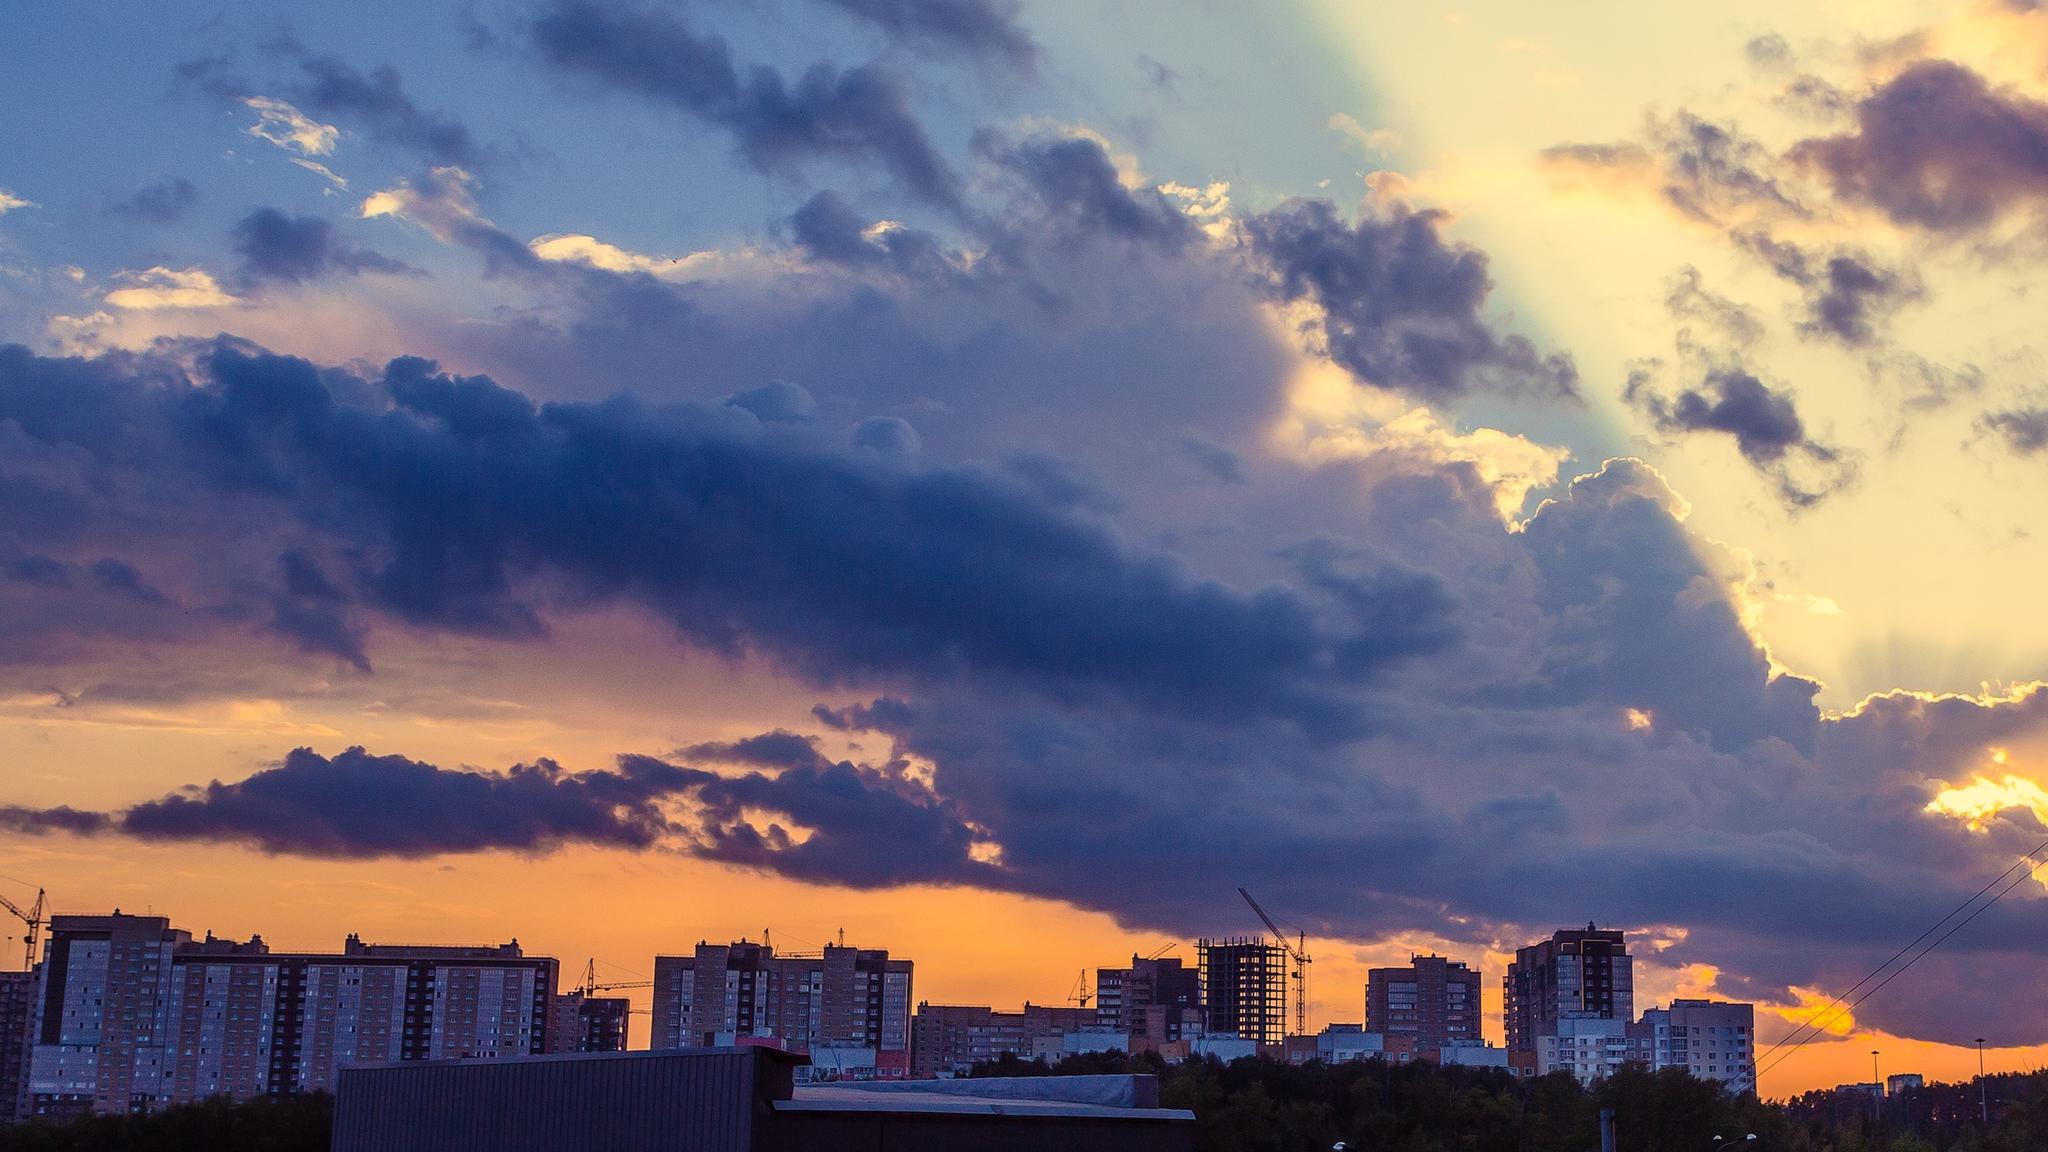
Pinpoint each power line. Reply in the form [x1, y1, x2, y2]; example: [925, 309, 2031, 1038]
[1736, 834, 2048, 1093]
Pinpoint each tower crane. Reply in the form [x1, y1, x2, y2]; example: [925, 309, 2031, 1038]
[1238, 887, 1310, 1038]
[0, 887, 45, 971]
[577, 958, 655, 997]
[1067, 969, 1093, 1008]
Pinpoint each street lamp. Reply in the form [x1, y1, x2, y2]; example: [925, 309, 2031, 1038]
[1871, 1050, 1882, 1125]
[1977, 1038, 1988, 1125]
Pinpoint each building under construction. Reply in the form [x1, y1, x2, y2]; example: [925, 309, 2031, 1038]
[1195, 938, 1289, 1045]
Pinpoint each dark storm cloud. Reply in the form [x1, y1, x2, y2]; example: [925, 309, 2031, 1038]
[678, 730, 828, 771]
[531, 0, 962, 208]
[817, 0, 1036, 70]
[1544, 112, 1809, 227]
[787, 191, 952, 276]
[1731, 230, 1921, 346]
[232, 209, 409, 286]
[0, 805, 114, 836]
[177, 45, 491, 170]
[985, 134, 1194, 249]
[268, 550, 370, 671]
[106, 177, 199, 224]
[9, 334, 2048, 1042]
[0, 341, 1451, 726]
[1979, 406, 2048, 454]
[1640, 367, 1803, 463]
[18, 738, 986, 885]
[277, 44, 488, 169]
[1790, 60, 2048, 233]
[679, 754, 995, 886]
[116, 746, 698, 857]
[1626, 364, 1853, 508]
[1244, 198, 1578, 401]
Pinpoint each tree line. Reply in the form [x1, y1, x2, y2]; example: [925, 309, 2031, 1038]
[1, 1055, 2044, 1150]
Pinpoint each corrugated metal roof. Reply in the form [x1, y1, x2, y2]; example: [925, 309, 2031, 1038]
[333, 1048, 788, 1152]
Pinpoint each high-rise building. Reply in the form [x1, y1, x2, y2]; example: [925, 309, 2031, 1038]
[1095, 955, 1203, 1042]
[1633, 1000, 1755, 1090]
[1366, 954, 1481, 1051]
[649, 941, 913, 1077]
[23, 913, 559, 1119]
[909, 1003, 1096, 1078]
[1196, 937, 1288, 1045]
[0, 970, 35, 1122]
[1504, 924, 1632, 1053]
[547, 993, 631, 1054]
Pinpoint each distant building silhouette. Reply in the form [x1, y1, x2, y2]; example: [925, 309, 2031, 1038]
[1634, 999, 1755, 1089]
[548, 992, 631, 1054]
[1367, 954, 1480, 1052]
[23, 912, 559, 1120]
[909, 1002, 1096, 1078]
[649, 941, 913, 1079]
[1096, 954, 1203, 1042]
[0, 970, 32, 1121]
[1505, 923, 1633, 1054]
[1196, 937, 1288, 1045]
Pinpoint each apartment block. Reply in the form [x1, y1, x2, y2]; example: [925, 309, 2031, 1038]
[1504, 924, 1633, 1053]
[1366, 954, 1481, 1051]
[1095, 954, 1203, 1042]
[24, 913, 559, 1119]
[650, 941, 913, 1077]
[1533, 1016, 1638, 1082]
[1634, 1000, 1755, 1090]
[1196, 937, 1288, 1045]
[546, 993, 631, 1054]
[910, 1003, 1098, 1078]
[0, 970, 34, 1122]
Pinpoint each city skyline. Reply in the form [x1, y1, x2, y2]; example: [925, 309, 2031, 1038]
[6, 0, 2048, 1105]
[0, 901, 1987, 1107]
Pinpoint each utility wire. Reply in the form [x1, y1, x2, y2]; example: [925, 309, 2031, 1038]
[1733, 834, 2048, 1094]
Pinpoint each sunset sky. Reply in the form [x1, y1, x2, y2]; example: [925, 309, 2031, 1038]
[5, 0, 2048, 1098]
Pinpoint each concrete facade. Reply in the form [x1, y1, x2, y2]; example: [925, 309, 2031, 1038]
[23, 913, 559, 1119]
[1367, 954, 1481, 1052]
[650, 942, 913, 1078]
[1194, 938, 1288, 1045]
[1095, 956, 1202, 1042]
[1505, 925, 1633, 1055]
[909, 1003, 1095, 1078]
[1634, 1000, 1755, 1090]
[0, 970, 33, 1121]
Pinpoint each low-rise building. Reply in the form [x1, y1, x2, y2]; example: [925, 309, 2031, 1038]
[332, 1047, 1196, 1152]
[908, 1003, 1094, 1078]
[1633, 1000, 1755, 1090]
[1534, 1016, 1636, 1083]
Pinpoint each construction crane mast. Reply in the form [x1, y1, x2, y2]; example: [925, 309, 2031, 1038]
[577, 958, 654, 997]
[1238, 887, 1310, 1038]
[1067, 969, 1093, 1008]
[0, 887, 46, 971]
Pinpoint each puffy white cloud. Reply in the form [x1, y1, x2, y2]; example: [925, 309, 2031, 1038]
[102, 267, 237, 311]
